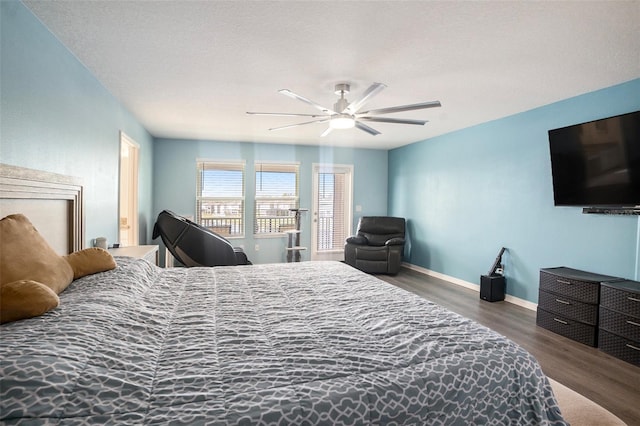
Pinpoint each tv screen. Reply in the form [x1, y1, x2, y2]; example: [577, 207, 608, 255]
[548, 110, 640, 207]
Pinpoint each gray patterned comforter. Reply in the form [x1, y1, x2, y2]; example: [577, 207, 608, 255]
[0, 258, 566, 425]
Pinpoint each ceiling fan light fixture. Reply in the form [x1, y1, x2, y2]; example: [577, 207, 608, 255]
[329, 114, 355, 129]
[249, 82, 441, 136]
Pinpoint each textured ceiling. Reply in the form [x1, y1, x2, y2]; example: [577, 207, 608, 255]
[23, 0, 640, 149]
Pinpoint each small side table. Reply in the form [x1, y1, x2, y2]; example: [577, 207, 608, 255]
[108, 245, 159, 266]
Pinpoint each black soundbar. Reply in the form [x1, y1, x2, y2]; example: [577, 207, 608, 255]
[582, 207, 640, 215]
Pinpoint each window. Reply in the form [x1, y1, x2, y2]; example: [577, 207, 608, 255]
[254, 162, 299, 234]
[196, 161, 245, 237]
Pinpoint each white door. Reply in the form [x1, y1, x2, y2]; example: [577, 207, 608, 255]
[119, 132, 139, 247]
[311, 164, 353, 261]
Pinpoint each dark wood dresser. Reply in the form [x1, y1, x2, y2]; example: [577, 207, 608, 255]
[599, 280, 640, 367]
[536, 267, 620, 347]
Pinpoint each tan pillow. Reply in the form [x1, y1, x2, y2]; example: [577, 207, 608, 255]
[0, 214, 73, 294]
[0, 214, 118, 324]
[64, 247, 117, 280]
[0, 280, 60, 324]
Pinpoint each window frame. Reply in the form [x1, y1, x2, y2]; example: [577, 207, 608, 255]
[311, 163, 354, 260]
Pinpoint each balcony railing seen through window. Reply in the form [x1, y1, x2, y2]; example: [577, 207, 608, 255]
[198, 198, 244, 237]
[254, 196, 298, 234]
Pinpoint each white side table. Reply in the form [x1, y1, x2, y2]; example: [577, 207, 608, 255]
[108, 245, 159, 266]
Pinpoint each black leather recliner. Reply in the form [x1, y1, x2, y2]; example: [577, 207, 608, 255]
[344, 216, 406, 275]
[153, 210, 251, 267]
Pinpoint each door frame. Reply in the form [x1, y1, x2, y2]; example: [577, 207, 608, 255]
[118, 131, 140, 247]
[311, 163, 353, 261]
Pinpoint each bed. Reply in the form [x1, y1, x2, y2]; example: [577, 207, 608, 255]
[0, 164, 567, 425]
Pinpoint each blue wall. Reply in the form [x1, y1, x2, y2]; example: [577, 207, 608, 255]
[0, 1, 154, 247]
[153, 138, 388, 264]
[389, 79, 640, 303]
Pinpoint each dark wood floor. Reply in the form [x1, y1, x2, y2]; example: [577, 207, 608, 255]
[378, 268, 640, 425]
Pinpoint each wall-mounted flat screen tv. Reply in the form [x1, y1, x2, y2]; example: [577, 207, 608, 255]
[548, 110, 640, 207]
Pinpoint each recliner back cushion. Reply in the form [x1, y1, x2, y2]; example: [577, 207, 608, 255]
[357, 217, 405, 246]
[359, 233, 395, 246]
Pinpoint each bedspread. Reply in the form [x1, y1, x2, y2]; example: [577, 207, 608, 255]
[0, 258, 566, 425]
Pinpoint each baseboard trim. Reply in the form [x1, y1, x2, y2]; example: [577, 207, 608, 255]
[401, 262, 538, 312]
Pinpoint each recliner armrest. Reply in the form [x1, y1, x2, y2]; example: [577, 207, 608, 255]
[346, 236, 368, 245]
[385, 237, 405, 246]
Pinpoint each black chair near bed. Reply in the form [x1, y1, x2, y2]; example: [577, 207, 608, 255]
[153, 210, 251, 267]
[344, 216, 406, 275]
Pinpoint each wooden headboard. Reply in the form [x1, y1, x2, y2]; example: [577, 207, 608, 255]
[0, 164, 84, 255]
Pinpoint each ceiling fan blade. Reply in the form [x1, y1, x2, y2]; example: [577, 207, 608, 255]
[268, 118, 330, 132]
[359, 100, 441, 116]
[343, 82, 386, 114]
[247, 112, 324, 117]
[355, 121, 381, 136]
[278, 89, 336, 115]
[320, 127, 333, 137]
[357, 116, 427, 125]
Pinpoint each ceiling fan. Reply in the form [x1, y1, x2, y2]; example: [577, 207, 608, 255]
[247, 82, 441, 137]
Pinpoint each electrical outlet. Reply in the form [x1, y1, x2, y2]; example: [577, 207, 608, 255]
[255, 244, 259, 251]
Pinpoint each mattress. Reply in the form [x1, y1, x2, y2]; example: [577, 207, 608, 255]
[0, 258, 566, 425]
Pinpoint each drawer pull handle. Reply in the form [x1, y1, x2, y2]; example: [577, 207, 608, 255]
[626, 343, 640, 352]
[555, 299, 571, 305]
[557, 279, 572, 285]
[626, 320, 640, 328]
[553, 318, 568, 325]
[628, 296, 640, 303]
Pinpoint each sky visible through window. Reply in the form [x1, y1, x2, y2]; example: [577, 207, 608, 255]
[256, 171, 296, 197]
[202, 170, 297, 197]
[201, 170, 243, 197]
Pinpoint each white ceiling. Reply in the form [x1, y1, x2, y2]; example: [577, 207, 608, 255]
[23, 0, 640, 150]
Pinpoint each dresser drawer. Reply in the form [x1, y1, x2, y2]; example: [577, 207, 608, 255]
[599, 307, 640, 343]
[538, 289, 598, 325]
[598, 329, 640, 367]
[539, 270, 599, 303]
[600, 283, 640, 318]
[536, 307, 597, 347]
